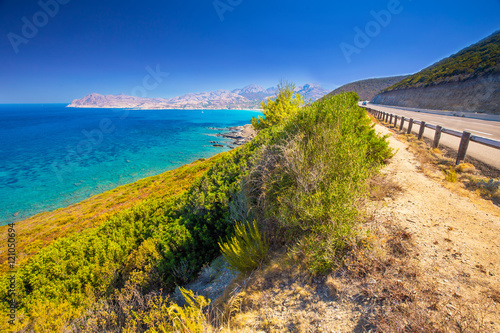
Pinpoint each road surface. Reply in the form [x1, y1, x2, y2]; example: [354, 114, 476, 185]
[364, 103, 500, 170]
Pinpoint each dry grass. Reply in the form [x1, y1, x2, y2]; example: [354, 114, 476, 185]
[213, 253, 340, 332]
[327, 207, 498, 333]
[392, 131, 500, 208]
[368, 174, 403, 201]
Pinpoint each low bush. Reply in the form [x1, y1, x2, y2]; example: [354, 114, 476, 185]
[444, 166, 458, 182]
[244, 92, 392, 274]
[219, 220, 268, 273]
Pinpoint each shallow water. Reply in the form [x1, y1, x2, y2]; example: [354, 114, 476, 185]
[0, 104, 258, 225]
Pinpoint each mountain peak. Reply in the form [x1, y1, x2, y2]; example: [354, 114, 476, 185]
[240, 84, 266, 93]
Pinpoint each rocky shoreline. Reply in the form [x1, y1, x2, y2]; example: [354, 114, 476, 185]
[209, 124, 256, 148]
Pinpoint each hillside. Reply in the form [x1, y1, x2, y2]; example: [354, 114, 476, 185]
[2, 89, 498, 332]
[325, 75, 409, 101]
[67, 84, 329, 110]
[385, 31, 500, 91]
[0, 155, 223, 274]
[373, 30, 500, 113]
[0, 91, 393, 331]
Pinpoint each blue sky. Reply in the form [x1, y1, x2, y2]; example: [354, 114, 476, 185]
[0, 0, 498, 103]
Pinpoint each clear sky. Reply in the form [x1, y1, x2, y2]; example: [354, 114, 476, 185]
[0, 0, 498, 103]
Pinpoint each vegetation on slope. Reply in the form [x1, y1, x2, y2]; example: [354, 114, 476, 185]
[0, 155, 222, 274]
[325, 75, 408, 101]
[384, 30, 500, 91]
[0, 88, 392, 332]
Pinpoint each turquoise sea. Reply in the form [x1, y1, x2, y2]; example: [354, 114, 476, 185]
[0, 104, 259, 226]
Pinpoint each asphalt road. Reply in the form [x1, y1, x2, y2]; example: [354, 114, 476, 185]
[363, 103, 500, 170]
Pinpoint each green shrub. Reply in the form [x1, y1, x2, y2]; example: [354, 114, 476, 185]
[219, 220, 268, 273]
[251, 81, 303, 131]
[245, 91, 392, 273]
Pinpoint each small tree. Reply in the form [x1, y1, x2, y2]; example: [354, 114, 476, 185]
[251, 81, 303, 131]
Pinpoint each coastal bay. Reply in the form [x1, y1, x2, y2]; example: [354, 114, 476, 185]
[0, 105, 258, 226]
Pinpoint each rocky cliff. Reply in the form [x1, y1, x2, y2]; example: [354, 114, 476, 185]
[371, 74, 500, 113]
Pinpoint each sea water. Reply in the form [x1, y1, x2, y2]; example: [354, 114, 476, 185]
[0, 104, 259, 225]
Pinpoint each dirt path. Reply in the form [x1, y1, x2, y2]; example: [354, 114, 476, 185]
[367, 123, 500, 330]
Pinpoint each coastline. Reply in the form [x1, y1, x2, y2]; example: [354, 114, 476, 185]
[1, 123, 256, 227]
[0, 133, 248, 272]
[0, 104, 259, 226]
[66, 105, 263, 112]
[214, 124, 256, 148]
[0, 122, 257, 270]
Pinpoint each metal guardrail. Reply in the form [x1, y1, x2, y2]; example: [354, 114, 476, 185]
[364, 107, 500, 165]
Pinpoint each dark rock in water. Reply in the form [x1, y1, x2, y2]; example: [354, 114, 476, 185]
[210, 141, 218, 144]
[213, 144, 224, 147]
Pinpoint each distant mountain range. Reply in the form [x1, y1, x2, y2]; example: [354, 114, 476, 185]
[324, 75, 409, 101]
[67, 84, 329, 110]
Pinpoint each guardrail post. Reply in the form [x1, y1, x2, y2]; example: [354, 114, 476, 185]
[418, 121, 426, 140]
[386, 113, 390, 122]
[456, 132, 471, 165]
[407, 118, 414, 134]
[389, 114, 393, 124]
[433, 126, 442, 148]
[394, 115, 398, 127]
[399, 117, 405, 131]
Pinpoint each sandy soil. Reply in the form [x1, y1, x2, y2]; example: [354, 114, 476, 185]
[365, 124, 500, 330]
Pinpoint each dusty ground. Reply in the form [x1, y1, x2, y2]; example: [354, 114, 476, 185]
[208, 123, 500, 332]
[370, 124, 500, 294]
[365, 124, 500, 331]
